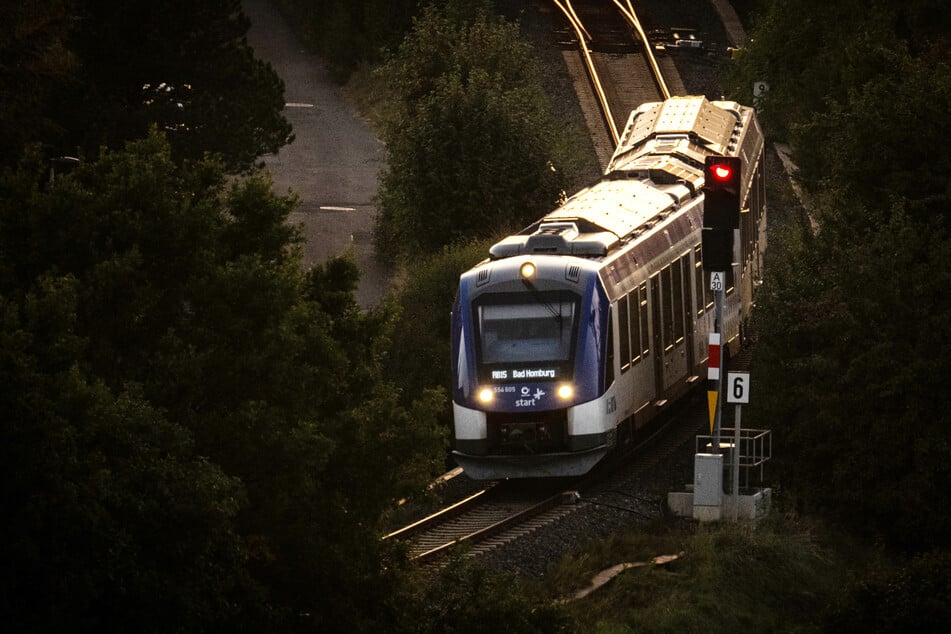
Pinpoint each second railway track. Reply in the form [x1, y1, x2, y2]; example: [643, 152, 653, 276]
[553, 0, 686, 166]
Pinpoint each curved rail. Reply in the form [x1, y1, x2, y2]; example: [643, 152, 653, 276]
[552, 0, 671, 149]
[382, 486, 492, 542]
[612, 0, 671, 100]
[411, 491, 568, 563]
[385, 480, 579, 564]
[552, 0, 620, 146]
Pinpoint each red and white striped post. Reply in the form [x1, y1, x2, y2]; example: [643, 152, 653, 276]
[707, 332, 721, 437]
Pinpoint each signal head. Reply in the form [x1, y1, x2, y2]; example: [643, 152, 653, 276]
[703, 155, 742, 230]
[704, 156, 741, 190]
[711, 164, 733, 182]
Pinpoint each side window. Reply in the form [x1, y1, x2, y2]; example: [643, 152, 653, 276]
[630, 286, 641, 365]
[672, 255, 686, 345]
[694, 244, 704, 317]
[661, 265, 674, 351]
[639, 282, 649, 357]
[619, 296, 631, 372]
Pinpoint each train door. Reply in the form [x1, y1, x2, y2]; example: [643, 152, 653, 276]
[651, 260, 691, 403]
[650, 273, 664, 403]
[678, 253, 697, 379]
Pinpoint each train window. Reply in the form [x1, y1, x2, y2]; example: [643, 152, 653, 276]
[619, 296, 631, 372]
[630, 287, 641, 365]
[703, 270, 714, 309]
[639, 282, 649, 356]
[661, 265, 674, 351]
[650, 275, 661, 356]
[476, 294, 578, 364]
[693, 244, 707, 317]
[672, 255, 686, 345]
[605, 311, 615, 386]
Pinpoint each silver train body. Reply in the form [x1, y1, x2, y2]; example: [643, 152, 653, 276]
[450, 96, 766, 480]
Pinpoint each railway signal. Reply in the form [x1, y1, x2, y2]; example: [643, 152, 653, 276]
[701, 228, 733, 272]
[703, 155, 742, 230]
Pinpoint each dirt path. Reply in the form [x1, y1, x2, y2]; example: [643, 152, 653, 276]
[243, 0, 389, 307]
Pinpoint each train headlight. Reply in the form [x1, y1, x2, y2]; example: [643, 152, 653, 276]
[557, 384, 574, 400]
[478, 388, 494, 404]
[520, 261, 536, 280]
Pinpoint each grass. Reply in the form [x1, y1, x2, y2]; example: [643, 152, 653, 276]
[343, 62, 393, 137]
[534, 514, 856, 633]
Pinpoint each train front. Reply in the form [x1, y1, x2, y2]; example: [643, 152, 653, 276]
[451, 254, 612, 480]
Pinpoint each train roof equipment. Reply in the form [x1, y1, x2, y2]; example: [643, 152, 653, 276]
[488, 96, 763, 262]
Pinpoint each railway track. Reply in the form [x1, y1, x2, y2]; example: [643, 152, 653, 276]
[383, 1, 759, 569]
[383, 479, 578, 563]
[384, 392, 706, 565]
[553, 0, 682, 166]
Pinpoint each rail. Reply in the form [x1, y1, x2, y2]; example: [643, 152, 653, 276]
[611, 0, 671, 100]
[552, 0, 620, 146]
[551, 0, 671, 149]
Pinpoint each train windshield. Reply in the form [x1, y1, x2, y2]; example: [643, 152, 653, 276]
[476, 293, 578, 365]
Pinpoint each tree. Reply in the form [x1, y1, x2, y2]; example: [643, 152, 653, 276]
[793, 49, 951, 221]
[275, 0, 420, 79]
[1, 0, 292, 173]
[382, 241, 490, 430]
[0, 275, 252, 632]
[732, 1, 951, 550]
[750, 194, 951, 549]
[0, 0, 78, 170]
[0, 132, 446, 630]
[374, 1, 584, 262]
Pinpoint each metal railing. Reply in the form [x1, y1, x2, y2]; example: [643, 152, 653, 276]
[696, 428, 771, 487]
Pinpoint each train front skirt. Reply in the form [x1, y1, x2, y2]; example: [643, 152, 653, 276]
[451, 445, 609, 480]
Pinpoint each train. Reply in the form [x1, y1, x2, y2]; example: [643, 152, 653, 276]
[450, 95, 766, 480]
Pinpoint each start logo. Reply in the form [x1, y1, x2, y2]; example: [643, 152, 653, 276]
[514, 386, 546, 407]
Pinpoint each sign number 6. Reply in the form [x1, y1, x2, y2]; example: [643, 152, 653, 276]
[727, 372, 750, 404]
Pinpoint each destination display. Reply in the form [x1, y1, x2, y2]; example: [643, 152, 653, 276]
[490, 367, 559, 381]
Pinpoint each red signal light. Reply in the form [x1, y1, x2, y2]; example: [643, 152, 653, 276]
[711, 164, 733, 181]
[703, 155, 742, 230]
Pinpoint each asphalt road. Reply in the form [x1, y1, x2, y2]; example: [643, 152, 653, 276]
[243, 0, 388, 307]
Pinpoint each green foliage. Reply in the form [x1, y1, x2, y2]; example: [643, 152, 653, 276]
[825, 549, 951, 633]
[729, 1, 951, 173]
[380, 241, 492, 463]
[0, 278, 249, 632]
[405, 555, 575, 633]
[0, 131, 446, 630]
[557, 521, 846, 633]
[0, 0, 78, 167]
[750, 201, 951, 550]
[274, 0, 419, 79]
[384, 241, 491, 401]
[0, 0, 291, 173]
[730, 0, 951, 552]
[794, 49, 951, 218]
[374, 2, 578, 262]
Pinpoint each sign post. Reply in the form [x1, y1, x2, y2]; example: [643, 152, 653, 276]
[727, 372, 750, 521]
[710, 274, 725, 453]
